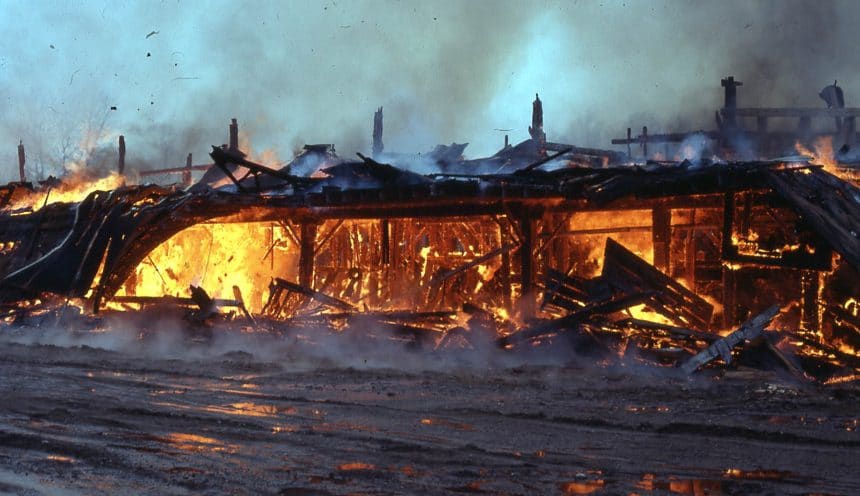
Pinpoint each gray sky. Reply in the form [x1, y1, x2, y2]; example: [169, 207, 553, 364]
[1, 0, 858, 181]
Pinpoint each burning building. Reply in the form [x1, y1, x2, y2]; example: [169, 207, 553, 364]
[0, 81, 857, 384]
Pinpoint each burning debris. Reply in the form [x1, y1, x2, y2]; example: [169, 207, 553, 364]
[1, 81, 858, 385]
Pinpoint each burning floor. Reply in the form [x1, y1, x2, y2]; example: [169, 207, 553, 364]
[0, 84, 859, 493]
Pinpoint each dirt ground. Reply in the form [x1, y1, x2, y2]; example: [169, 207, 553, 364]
[0, 327, 856, 496]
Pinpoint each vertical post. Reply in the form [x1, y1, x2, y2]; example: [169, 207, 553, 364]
[504, 134, 509, 148]
[299, 221, 317, 289]
[117, 135, 126, 175]
[652, 205, 671, 273]
[721, 193, 737, 328]
[372, 107, 384, 158]
[518, 208, 536, 319]
[641, 126, 649, 159]
[381, 219, 390, 265]
[17, 140, 25, 183]
[626, 127, 632, 160]
[499, 220, 512, 313]
[229, 118, 239, 151]
[183, 153, 193, 187]
[721, 76, 742, 129]
[721, 266, 737, 328]
[684, 209, 697, 290]
[529, 93, 546, 155]
[800, 270, 821, 334]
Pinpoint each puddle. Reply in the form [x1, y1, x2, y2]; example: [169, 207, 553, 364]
[636, 474, 721, 494]
[560, 479, 605, 494]
[312, 422, 378, 433]
[45, 455, 75, 464]
[163, 432, 239, 454]
[336, 462, 376, 471]
[272, 424, 299, 434]
[419, 417, 474, 431]
[723, 468, 795, 480]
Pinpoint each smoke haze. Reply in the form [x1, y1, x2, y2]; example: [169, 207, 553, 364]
[1, 0, 859, 181]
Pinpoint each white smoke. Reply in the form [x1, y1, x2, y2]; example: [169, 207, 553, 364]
[1, 0, 858, 182]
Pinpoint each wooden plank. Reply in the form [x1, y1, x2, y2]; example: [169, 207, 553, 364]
[681, 305, 780, 374]
[501, 291, 653, 346]
[272, 277, 355, 311]
[601, 238, 713, 329]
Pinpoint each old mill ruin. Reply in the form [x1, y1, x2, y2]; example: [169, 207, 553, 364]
[1, 78, 859, 384]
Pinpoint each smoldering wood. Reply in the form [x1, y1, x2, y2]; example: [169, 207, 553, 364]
[271, 277, 355, 312]
[601, 238, 713, 330]
[429, 243, 517, 286]
[502, 291, 654, 346]
[681, 305, 780, 374]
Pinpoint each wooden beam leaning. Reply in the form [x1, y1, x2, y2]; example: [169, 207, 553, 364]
[601, 238, 714, 330]
[681, 305, 780, 374]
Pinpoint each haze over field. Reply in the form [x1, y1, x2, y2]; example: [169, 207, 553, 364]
[1, 0, 858, 180]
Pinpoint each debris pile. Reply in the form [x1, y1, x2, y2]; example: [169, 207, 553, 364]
[0, 84, 858, 384]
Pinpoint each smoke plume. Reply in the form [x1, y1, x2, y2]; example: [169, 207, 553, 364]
[1, 0, 859, 181]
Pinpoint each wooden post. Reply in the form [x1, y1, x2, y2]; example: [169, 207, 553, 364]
[722, 193, 737, 328]
[626, 127, 632, 159]
[229, 118, 239, 151]
[372, 107, 384, 158]
[16, 140, 25, 182]
[499, 221, 512, 313]
[721, 76, 742, 129]
[299, 222, 317, 289]
[642, 126, 649, 159]
[380, 219, 390, 265]
[652, 205, 671, 273]
[684, 209, 697, 290]
[117, 135, 126, 175]
[800, 270, 820, 334]
[518, 208, 536, 318]
[183, 153, 193, 186]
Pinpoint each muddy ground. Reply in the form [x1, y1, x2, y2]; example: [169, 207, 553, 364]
[0, 327, 856, 496]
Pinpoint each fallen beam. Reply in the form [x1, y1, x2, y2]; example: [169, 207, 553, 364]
[681, 305, 780, 374]
[272, 277, 355, 311]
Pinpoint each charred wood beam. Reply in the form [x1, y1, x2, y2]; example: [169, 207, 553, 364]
[732, 107, 860, 118]
[313, 219, 344, 256]
[619, 318, 722, 343]
[299, 223, 317, 289]
[602, 238, 713, 330]
[138, 163, 212, 177]
[272, 277, 355, 311]
[681, 305, 780, 374]
[513, 148, 573, 174]
[767, 168, 860, 271]
[501, 291, 653, 346]
[429, 243, 517, 286]
[651, 205, 671, 272]
[518, 208, 537, 318]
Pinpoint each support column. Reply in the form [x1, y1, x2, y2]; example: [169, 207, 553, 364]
[722, 266, 737, 328]
[17, 140, 25, 182]
[498, 220, 512, 313]
[518, 208, 536, 319]
[800, 270, 821, 334]
[117, 135, 126, 175]
[652, 205, 671, 273]
[381, 219, 390, 266]
[299, 222, 317, 289]
[229, 118, 239, 151]
[183, 153, 193, 187]
[722, 193, 737, 328]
